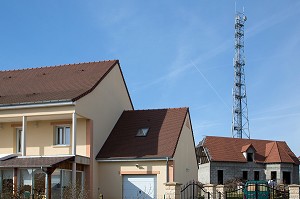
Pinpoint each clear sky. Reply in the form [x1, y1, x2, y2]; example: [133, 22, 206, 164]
[0, 1, 300, 156]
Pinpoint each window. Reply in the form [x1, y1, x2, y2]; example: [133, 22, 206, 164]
[254, 171, 260, 181]
[55, 126, 70, 145]
[217, 170, 223, 184]
[243, 171, 248, 181]
[16, 128, 22, 153]
[136, 128, 149, 137]
[271, 171, 277, 181]
[247, 153, 253, 162]
[282, 172, 291, 184]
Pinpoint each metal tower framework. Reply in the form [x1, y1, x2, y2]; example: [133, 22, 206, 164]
[232, 11, 250, 139]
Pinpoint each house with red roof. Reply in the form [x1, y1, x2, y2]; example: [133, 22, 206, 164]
[0, 60, 198, 199]
[196, 136, 299, 185]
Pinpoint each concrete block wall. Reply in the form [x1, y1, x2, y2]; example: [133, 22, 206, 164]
[209, 162, 265, 184]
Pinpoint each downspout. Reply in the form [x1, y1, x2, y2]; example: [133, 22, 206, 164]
[166, 157, 169, 183]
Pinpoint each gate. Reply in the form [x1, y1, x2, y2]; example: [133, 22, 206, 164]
[181, 181, 210, 199]
[225, 182, 289, 199]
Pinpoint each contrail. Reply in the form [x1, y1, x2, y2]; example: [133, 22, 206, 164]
[191, 60, 231, 112]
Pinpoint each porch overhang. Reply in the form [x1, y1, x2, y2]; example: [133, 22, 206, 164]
[0, 155, 90, 168]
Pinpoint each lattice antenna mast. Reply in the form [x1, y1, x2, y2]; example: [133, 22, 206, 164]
[232, 11, 250, 139]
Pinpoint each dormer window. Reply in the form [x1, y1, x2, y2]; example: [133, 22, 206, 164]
[247, 153, 254, 162]
[136, 128, 149, 137]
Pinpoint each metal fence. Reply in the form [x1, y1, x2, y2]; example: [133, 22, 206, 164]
[181, 181, 210, 199]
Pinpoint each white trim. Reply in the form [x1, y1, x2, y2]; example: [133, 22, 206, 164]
[16, 128, 22, 154]
[22, 116, 27, 156]
[72, 113, 77, 155]
[54, 126, 71, 145]
[0, 101, 75, 110]
[17, 155, 75, 158]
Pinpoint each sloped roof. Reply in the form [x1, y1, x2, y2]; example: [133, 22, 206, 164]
[96, 108, 189, 160]
[241, 144, 256, 152]
[0, 60, 119, 106]
[0, 156, 74, 168]
[199, 136, 299, 164]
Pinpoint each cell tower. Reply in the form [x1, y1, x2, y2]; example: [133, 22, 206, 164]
[232, 11, 250, 139]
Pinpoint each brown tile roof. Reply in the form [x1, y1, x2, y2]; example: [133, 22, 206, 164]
[96, 108, 189, 160]
[199, 136, 299, 164]
[241, 144, 256, 152]
[0, 60, 118, 106]
[0, 156, 74, 168]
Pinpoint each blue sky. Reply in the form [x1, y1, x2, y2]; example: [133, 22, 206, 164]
[0, 1, 300, 156]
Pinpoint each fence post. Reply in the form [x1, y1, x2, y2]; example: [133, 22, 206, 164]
[204, 184, 216, 199]
[288, 184, 300, 199]
[216, 185, 226, 199]
[192, 181, 195, 199]
[164, 182, 182, 199]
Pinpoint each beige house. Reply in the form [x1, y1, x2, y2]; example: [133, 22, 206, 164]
[96, 108, 198, 198]
[0, 60, 198, 199]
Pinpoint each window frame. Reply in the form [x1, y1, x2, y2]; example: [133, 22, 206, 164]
[247, 152, 254, 162]
[16, 128, 22, 154]
[136, 127, 150, 137]
[54, 126, 71, 146]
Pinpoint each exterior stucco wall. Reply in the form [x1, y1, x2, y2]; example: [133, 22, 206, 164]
[98, 161, 167, 199]
[0, 119, 87, 156]
[0, 105, 75, 119]
[75, 64, 133, 198]
[198, 162, 211, 184]
[173, 114, 198, 184]
[0, 122, 14, 154]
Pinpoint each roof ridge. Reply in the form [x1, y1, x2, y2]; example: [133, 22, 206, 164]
[274, 142, 282, 162]
[0, 60, 118, 72]
[276, 141, 294, 163]
[265, 141, 276, 158]
[206, 136, 279, 143]
[124, 107, 189, 112]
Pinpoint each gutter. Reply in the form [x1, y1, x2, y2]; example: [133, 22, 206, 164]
[96, 157, 174, 162]
[0, 101, 75, 110]
[166, 157, 169, 183]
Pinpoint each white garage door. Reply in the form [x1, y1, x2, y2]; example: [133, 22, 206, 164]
[123, 175, 157, 199]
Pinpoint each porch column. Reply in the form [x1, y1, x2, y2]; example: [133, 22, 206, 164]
[0, 170, 2, 194]
[72, 162, 77, 197]
[72, 112, 77, 155]
[22, 116, 27, 156]
[13, 168, 17, 196]
[45, 172, 52, 199]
